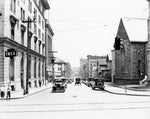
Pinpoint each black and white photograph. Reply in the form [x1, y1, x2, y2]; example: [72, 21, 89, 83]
[0, 0, 150, 119]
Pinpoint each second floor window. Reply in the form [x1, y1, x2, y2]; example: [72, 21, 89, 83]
[20, 8, 25, 21]
[28, 0, 32, 13]
[10, 0, 16, 13]
[11, 25, 15, 40]
[34, 23, 37, 35]
[21, 31, 24, 45]
[38, 15, 41, 25]
[38, 29, 41, 39]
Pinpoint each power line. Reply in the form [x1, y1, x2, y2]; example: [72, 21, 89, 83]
[55, 25, 108, 32]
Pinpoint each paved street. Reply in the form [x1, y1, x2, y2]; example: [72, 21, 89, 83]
[0, 83, 150, 119]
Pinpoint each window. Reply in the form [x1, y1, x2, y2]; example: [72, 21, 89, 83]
[11, 25, 15, 40]
[42, 20, 44, 29]
[138, 60, 142, 75]
[42, 33, 44, 41]
[38, 29, 41, 38]
[28, 17, 32, 30]
[29, 55, 31, 79]
[39, 41, 41, 53]
[34, 8, 37, 20]
[34, 37, 37, 51]
[28, 0, 32, 13]
[38, 15, 41, 25]
[42, 61, 44, 77]
[34, 23, 37, 35]
[21, 30, 24, 45]
[42, 44, 45, 55]
[29, 37, 31, 49]
[34, 57, 37, 78]
[10, 0, 16, 13]
[38, 59, 41, 78]
[20, 8, 25, 21]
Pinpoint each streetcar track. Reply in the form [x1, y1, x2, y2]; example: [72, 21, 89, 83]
[0, 101, 150, 106]
[0, 106, 150, 113]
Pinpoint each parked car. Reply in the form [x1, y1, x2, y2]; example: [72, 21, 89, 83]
[52, 79, 66, 92]
[87, 78, 95, 87]
[91, 79, 105, 90]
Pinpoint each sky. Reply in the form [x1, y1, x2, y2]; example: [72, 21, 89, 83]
[47, 0, 148, 67]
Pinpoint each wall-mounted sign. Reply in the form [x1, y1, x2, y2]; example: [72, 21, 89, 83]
[5, 48, 17, 57]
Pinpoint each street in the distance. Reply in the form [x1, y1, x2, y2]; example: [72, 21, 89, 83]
[0, 82, 150, 119]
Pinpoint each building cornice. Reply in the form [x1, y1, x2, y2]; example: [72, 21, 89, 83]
[40, 0, 50, 9]
[0, 37, 45, 59]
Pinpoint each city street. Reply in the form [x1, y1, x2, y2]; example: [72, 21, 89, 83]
[0, 83, 150, 119]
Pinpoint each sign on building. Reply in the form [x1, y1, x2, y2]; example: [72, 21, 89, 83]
[5, 48, 17, 57]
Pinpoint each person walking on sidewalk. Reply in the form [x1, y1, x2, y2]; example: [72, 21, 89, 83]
[6, 87, 11, 99]
[0, 85, 5, 99]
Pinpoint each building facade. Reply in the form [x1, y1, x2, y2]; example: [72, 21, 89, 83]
[0, 0, 50, 92]
[112, 18, 147, 84]
[45, 19, 54, 82]
[80, 55, 111, 80]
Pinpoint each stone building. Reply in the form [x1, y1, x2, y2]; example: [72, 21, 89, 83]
[112, 18, 147, 84]
[45, 19, 54, 82]
[0, 0, 50, 92]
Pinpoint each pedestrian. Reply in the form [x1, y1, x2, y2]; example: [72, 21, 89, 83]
[6, 87, 11, 99]
[0, 86, 5, 99]
[39, 79, 42, 87]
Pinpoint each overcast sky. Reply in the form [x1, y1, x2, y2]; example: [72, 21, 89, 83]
[47, 0, 148, 67]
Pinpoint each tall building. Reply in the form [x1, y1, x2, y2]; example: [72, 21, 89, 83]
[45, 19, 54, 82]
[0, 0, 50, 93]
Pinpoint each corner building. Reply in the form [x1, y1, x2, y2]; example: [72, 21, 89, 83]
[0, 0, 50, 91]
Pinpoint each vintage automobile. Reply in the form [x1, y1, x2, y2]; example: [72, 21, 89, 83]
[91, 79, 105, 90]
[52, 79, 66, 92]
[75, 78, 81, 85]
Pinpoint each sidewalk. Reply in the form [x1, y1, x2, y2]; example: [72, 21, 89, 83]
[105, 82, 150, 96]
[0, 83, 52, 100]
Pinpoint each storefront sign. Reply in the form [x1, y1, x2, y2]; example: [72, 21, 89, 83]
[5, 48, 17, 57]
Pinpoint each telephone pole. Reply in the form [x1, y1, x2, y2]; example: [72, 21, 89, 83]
[22, 17, 35, 94]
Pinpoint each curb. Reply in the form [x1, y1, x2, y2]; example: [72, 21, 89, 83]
[0, 85, 52, 100]
[105, 83, 150, 92]
[104, 89, 150, 97]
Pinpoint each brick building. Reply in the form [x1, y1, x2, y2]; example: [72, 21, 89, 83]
[112, 18, 147, 84]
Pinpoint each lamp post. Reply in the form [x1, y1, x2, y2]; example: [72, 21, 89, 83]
[22, 17, 35, 94]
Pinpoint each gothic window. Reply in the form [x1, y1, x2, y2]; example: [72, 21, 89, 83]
[138, 60, 142, 75]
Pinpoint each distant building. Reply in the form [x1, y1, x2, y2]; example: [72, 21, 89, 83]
[54, 58, 66, 78]
[112, 18, 147, 84]
[79, 58, 88, 79]
[80, 55, 111, 80]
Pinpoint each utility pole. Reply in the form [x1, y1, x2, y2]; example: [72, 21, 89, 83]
[22, 17, 35, 95]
